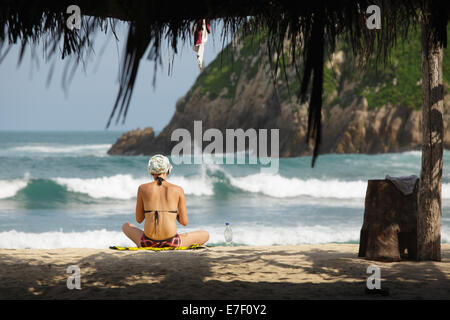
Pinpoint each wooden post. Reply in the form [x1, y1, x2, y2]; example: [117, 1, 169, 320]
[417, 18, 444, 261]
[359, 180, 418, 262]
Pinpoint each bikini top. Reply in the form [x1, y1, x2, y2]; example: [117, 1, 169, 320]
[144, 177, 178, 233]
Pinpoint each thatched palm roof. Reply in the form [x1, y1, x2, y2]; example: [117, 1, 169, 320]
[0, 0, 448, 165]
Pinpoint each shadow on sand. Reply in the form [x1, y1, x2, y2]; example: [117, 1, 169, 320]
[0, 246, 448, 299]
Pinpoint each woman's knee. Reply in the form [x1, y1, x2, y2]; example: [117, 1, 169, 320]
[200, 230, 210, 242]
[122, 222, 133, 233]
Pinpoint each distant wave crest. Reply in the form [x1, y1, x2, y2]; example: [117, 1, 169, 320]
[53, 173, 214, 199]
[0, 144, 111, 157]
[0, 173, 30, 199]
[230, 173, 367, 198]
[4, 169, 450, 200]
[53, 175, 147, 199]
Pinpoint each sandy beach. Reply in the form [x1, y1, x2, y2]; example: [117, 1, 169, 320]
[0, 244, 449, 299]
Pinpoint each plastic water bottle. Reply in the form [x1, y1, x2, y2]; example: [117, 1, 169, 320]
[224, 222, 233, 246]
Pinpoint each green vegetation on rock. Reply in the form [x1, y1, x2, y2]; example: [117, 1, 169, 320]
[357, 28, 423, 109]
[181, 26, 450, 112]
[341, 25, 450, 110]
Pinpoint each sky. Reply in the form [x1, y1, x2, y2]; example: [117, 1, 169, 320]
[0, 20, 228, 132]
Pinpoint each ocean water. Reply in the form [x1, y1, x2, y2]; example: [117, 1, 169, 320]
[0, 131, 449, 249]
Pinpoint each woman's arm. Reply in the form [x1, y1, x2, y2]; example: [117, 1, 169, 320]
[177, 187, 188, 226]
[135, 185, 145, 224]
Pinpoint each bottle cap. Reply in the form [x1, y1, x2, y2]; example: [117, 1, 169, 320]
[225, 222, 230, 225]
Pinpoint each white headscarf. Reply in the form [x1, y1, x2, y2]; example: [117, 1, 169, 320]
[147, 154, 173, 175]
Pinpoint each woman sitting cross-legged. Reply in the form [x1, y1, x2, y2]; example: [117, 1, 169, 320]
[122, 154, 209, 248]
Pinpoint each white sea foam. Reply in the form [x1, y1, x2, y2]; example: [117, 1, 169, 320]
[443, 227, 450, 243]
[53, 173, 214, 199]
[53, 175, 147, 199]
[0, 223, 448, 249]
[0, 224, 359, 249]
[204, 224, 362, 246]
[2, 160, 449, 202]
[10, 144, 110, 156]
[0, 229, 129, 249]
[399, 150, 422, 157]
[442, 186, 450, 200]
[169, 175, 214, 196]
[0, 173, 30, 199]
[228, 171, 450, 199]
[50, 169, 450, 200]
[230, 173, 368, 199]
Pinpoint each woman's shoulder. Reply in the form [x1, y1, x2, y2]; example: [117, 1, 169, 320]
[138, 182, 153, 190]
[166, 181, 184, 193]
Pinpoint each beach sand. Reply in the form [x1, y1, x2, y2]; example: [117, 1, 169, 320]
[0, 244, 449, 299]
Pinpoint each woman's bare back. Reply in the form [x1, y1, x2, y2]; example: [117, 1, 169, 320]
[138, 180, 182, 240]
[122, 155, 208, 248]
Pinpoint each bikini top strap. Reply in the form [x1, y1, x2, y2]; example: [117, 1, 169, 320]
[155, 177, 164, 186]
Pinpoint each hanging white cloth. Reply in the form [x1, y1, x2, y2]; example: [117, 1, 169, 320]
[193, 19, 210, 70]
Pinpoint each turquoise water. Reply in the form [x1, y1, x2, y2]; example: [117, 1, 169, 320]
[0, 131, 448, 248]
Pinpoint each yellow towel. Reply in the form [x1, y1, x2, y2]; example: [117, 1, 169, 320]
[109, 244, 205, 251]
